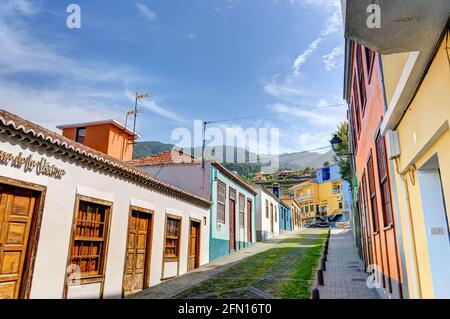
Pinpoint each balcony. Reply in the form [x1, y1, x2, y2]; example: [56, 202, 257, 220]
[341, 0, 450, 54]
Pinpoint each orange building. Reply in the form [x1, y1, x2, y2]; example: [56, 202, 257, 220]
[57, 119, 138, 161]
[344, 41, 405, 299]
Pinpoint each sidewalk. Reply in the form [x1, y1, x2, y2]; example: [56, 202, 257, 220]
[130, 229, 307, 299]
[318, 228, 380, 299]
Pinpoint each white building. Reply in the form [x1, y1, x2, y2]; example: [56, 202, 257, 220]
[254, 185, 280, 241]
[0, 109, 211, 299]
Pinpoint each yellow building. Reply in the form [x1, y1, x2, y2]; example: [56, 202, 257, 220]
[381, 33, 450, 299]
[291, 166, 346, 225]
[342, 1, 450, 298]
[280, 195, 302, 229]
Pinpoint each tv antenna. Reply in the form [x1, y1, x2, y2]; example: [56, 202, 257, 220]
[130, 91, 151, 144]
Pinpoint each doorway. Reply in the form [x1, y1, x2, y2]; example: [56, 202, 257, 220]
[0, 182, 43, 299]
[418, 155, 450, 298]
[123, 208, 153, 297]
[188, 220, 201, 271]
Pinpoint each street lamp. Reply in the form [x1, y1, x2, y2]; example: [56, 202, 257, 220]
[330, 134, 352, 156]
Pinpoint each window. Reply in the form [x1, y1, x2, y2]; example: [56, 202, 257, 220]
[217, 181, 226, 224]
[239, 193, 245, 227]
[75, 127, 87, 144]
[310, 205, 314, 213]
[356, 45, 367, 112]
[376, 133, 394, 226]
[367, 154, 380, 232]
[70, 198, 111, 278]
[164, 216, 181, 259]
[365, 47, 375, 78]
[339, 202, 343, 209]
[332, 184, 341, 194]
[305, 205, 309, 213]
[247, 199, 252, 242]
[353, 78, 362, 136]
[322, 167, 331, 181]
[265, 199, 269, 218]
[275, 206, 278, 222]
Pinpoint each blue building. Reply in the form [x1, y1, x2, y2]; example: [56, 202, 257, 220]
[279, 202, 292, 233]
[137, 153, 257, 262]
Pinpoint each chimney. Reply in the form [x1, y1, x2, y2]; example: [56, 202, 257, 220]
[57, 119, 139, 162]
[272, 182, 280, 199]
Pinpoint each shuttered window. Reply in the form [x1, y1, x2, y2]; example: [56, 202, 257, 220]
[217, 181, 226, 224]
[239, 193, 245, 227]
[70, 199, 110, 277]
[164, 217, 181, 259]
[376, 133, 394, 226]
[367, 154, 380, 232]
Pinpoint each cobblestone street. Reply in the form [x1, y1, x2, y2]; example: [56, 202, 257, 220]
[131, 228, 381, 300]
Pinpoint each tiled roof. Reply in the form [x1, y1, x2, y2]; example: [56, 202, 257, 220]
[0, 109, 211, 208]
[129, 150, 200, 167]
[129, 151, 256, 195]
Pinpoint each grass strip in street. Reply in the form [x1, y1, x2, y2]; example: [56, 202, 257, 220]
[175, 229, 327, 299]
[279, 232, 327, 299]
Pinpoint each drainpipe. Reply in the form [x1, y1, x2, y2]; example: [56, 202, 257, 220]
[394, 158, 422, 299]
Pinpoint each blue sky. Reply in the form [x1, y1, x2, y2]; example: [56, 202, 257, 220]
[0, 0, 346, 154]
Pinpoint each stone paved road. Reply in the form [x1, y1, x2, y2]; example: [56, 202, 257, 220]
[130, 229, 326, 299]
[318, 228, 381, 299]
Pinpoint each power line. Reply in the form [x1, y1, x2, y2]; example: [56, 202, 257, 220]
[205, 103, 347, 125]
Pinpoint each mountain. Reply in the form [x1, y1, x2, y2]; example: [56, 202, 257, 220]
[133, 141, 335, 174]
[133, 141, 174, 159]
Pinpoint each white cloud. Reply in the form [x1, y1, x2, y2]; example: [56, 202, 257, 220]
[136, 3, 157, 22]
[322, 44, 344, 71]
[269, 103, 344, 126]
[292, 37, 322, 76]
[0, 3, 187, 130]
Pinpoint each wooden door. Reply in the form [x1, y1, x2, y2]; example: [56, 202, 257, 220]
[0, 185, 36, 299]
[229, 198, 236, 251]
[188, 221, 200, 271]
[123, 210, 152, 297]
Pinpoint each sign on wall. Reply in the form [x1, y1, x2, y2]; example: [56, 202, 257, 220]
[0, 150, 66, 179]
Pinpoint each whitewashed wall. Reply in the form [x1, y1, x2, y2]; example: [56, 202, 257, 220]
[255, 189, 280, 241]
[0, 136, 210, 299]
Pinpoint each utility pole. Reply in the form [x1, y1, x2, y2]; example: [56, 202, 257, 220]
[132, 91, 151, 144]
[202, 121, 209, 169]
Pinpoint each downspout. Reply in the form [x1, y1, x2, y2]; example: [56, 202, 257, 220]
[394, 158, 422, 299]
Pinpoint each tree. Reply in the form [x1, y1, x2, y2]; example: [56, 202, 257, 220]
[331, 122, 352, 183]
[323, 161, 330, 167]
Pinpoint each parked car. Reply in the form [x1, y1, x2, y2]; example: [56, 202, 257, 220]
[317, 222, 330, 228]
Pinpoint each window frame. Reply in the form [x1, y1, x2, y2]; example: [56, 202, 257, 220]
[356, 45, 367, 113]
[365, 47, 375, 81]
[217, 180, 226, 224]
[265, 199, 269, 219]
[75, 127, 87, 145]
[376, 132, 394, 227]
[238, 193, 245, 228]
[163, 214, 182, 261]
[65, 195, 112, 298]
[367, 153, 380, 233]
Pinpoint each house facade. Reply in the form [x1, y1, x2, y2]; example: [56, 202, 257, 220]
[343, 39, 405, 299]
[342, 0, 450, 299]
[0, 110, 211, 299]
[132, 154, 257, 262]
[291, 164, 351, 224]
[280, 195, 301, 230]
[254, 186, 280, 241]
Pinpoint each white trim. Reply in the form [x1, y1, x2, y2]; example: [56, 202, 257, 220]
[57, 119, 140, 137]
[381, 51, 420, 135]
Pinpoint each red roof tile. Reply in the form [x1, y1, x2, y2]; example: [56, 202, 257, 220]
[129, 150, 200, 167]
